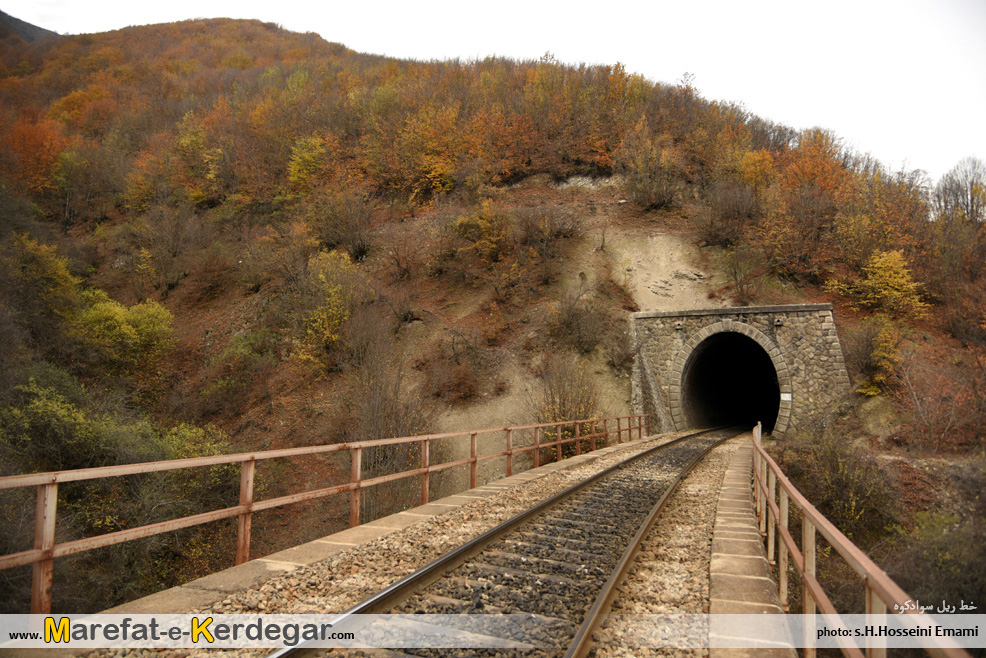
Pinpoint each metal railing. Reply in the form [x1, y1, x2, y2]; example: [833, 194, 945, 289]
[751, 422, 972, 658]
[0, 413, 649, 614]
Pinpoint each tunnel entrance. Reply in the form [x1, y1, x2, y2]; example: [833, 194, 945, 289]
[680, 331, 780, 433]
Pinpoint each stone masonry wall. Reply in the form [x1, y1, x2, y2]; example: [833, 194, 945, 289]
[630, 304, 851, 438]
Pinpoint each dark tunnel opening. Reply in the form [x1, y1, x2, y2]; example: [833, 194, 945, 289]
[681, 331, 780, 433]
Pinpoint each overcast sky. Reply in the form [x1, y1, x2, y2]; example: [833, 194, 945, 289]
[5, 0, 985, 183]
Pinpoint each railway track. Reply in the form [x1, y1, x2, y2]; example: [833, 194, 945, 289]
[269, 426, 745, 658]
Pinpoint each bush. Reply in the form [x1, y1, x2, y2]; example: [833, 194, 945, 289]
[719, 246, 767, 305]
[701, 178, 757, 247]
[340, 315, 428, 522]
[0, 233, 80, 358]
[604, 317, 637, 376]
[615, 118, 683, 210]
[453, 199, 513, 263]
[73, 289, 174, 378]
[882, 510, 986, 621]
[201, 329, 278, 414]
[779, 422, 899, 543]
[843, 317, 902, 396]
[527, 352, 601, 426]
[826, 250, 928, 319]
[549, 274, 612, 354]
[894, 352, 976, 452]
[0, 388, 237, 612]
[302, 188, 375, 262]
[514, 205, 581, 283]
[292, 250, 369, 370]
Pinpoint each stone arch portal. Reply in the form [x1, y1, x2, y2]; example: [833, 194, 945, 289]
[668, 321, 793, 436]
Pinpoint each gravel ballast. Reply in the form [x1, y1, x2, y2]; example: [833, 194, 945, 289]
[83, 433, 742, 658]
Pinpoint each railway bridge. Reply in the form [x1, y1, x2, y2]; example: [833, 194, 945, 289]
[2, 304, 973, 657]
[631, 304, 851, 437]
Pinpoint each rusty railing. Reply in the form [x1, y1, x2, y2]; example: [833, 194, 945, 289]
[751, 422, 972, 658]
[0, 413, 650, 614]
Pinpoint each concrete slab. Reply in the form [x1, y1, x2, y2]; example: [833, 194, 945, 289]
[710, 646, 796, 658]
[710, 598, 784, 614]
[430, 494, 485, 506]
[710, 573, 780, 606]
[182, 559, 297, 594]
[101, 586, 223, 614]
[711, 538, 765, 557]
[261, 539, 353, 566]
[310, 524, 393, 546]
[364, 512, 428, 530]
[714, 529, 763, 541]
[709, 437, 795, 657]
[710, 554, 773, 579]
[405, 502, 465, 515]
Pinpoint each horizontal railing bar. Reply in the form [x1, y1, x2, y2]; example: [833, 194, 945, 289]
[0, 415, 647, 490]
[753, 443, 914, 609]
[1, 415, 646, 578]
[752, 430, 971, 658]
[0, 506, 252, 565]
[251, 483, 356, 512]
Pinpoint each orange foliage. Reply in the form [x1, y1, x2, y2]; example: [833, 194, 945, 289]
[1, 118, 68, 195]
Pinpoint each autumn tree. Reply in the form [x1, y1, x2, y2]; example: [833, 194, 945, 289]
[770, 129, 852, 279]
[1, 119, 68, 197]
[934, 157, 986, 226]
[0, 233, 80, 358]
[615, 116, 683, 209]
[826, 250, 927, 319]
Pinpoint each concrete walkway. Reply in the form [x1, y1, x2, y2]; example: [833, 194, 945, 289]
[709, 439, 796, 657]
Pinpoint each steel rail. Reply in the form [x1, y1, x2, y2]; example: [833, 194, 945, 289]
[266, 426, 739, 658]
[564, 426, 744, 658]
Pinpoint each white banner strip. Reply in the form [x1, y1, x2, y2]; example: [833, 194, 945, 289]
[0, 613, 982, 650]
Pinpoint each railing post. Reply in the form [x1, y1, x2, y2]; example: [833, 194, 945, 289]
[865, 579, 887, 658]
[804, 518, 817, 658]
[752, 438, 762, 530]
[575, 422, 581, 455]
[236, 458, 255, 565]
[779, 488, 789, 610]
[470, 432, 478, 488]
[533, 427, 540, 468]
[349, 446, 362, 527]
[637, 415, 642, 440]
[31, 482, 58, 614]
[505, 429, 513, 477]
[603, 419, 609, 447]
[421, 438, 430, 505]
[616, 417, 622, 443]
[555, 426, 562, 462]
[767, 469, 776, 564]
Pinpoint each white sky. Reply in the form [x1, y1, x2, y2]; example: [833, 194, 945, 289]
[5, 0, 985, 183]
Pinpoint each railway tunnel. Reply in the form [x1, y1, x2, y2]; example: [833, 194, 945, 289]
[632, 304, 852, 438]
[680, 332, 780, 433]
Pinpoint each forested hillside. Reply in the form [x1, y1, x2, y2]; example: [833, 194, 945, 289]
[0, 15, 983, 614]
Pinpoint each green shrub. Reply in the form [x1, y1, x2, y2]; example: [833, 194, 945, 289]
[201, 329, 278, 414]
[883, 510, 986, 619]
[73, 288, 174, 377]
[779, 424, 899, 543]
